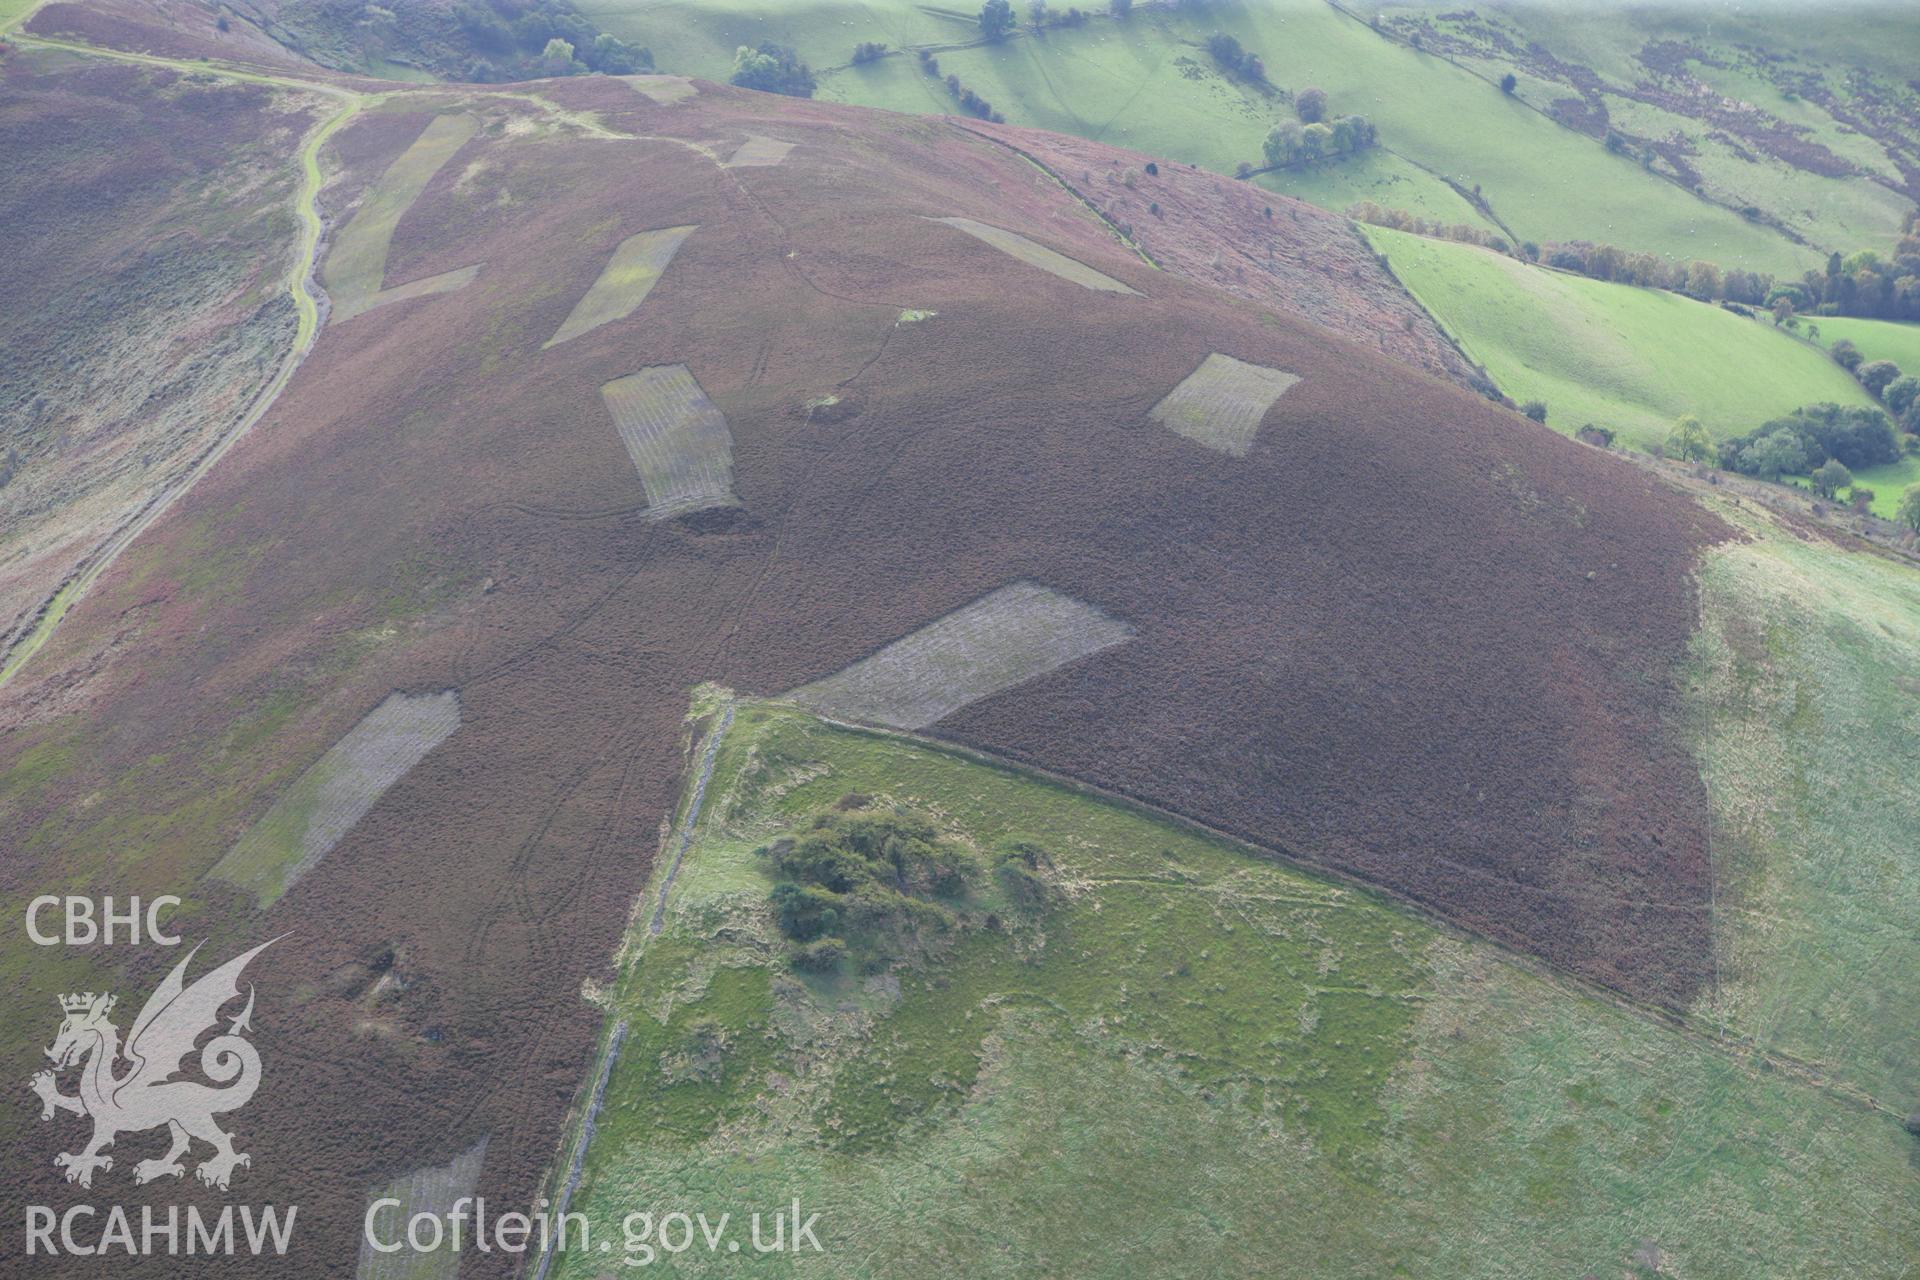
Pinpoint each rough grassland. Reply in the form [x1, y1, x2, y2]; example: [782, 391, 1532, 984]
[324, 113, 481, 323]
[1684, 508, 1920, 1111]
[210, 690, 461, 906]
[356, 1139, 488, 1280]
[785, 581, 1134, 729]
[928, 216, 1141, 294]
[584, 0, 1815, 273]
[551, 700, 1917, 1280]
[1365, 225, 1877, 451]
[544, 224, 697, 349]
[599, 364, 738, 518]
[1149, 352, 1301, 457]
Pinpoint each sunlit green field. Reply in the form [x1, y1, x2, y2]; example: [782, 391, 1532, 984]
[1810, 315, 1920, 373]
[1362, 225, 1875, 452]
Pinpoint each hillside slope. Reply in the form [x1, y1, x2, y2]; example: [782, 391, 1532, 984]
[0, 48, 325, 676]
[1365, 225, 1880, 450]
[0, 71, 1729, 1273]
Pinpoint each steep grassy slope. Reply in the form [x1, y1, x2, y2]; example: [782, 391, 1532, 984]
[1686, 507, 1920, 1111]
[584, 0, 1819, 273]
[0, 69, 1730, 1271]
[1812, 315, 1920, 371]
[1364, 225, 1878, 451]
[552, 696, 1918, 1280]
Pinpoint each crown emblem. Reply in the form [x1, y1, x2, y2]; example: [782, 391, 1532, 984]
[59, 992, 113, 1015]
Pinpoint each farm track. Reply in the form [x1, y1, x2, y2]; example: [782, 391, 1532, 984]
[0, 35, 370, 688]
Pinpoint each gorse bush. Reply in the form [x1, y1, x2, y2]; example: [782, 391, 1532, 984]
[760, 807, 982, 974]
[1207, 33, 1266, 84]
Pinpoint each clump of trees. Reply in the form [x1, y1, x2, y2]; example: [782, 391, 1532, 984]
[980, 0, 1016, 41]
[1521, 399, 1549, 424]
[1028, 1, 1090, 28]
[1769, 212, 1920, 322]
[1900, 486, 1920, 534]
[1206, 32, 1266, 85]
[1347, 202, 1512, 254]
[1716, 403, 1901, 481]
[452, 1, 651, 81]
[1812, 458, 1853, 498]
[1263, 114, 1376, 166]
[761, 807, 983, 974]
[730, 42, 816, 97]
[1295, 86, 1327, 123]
[1346, 202, 1786, 306]
[1885, 374, 1920, 425]
[1858, 359, 1901, 398]
[1539, 242, 1774, 305]
[943, 73, 1005, 121]
[851, 41, 888, 65]
[1825, 343, 1920, 435]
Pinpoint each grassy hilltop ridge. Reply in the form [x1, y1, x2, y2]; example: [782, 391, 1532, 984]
[558, 680, 1920, 1278]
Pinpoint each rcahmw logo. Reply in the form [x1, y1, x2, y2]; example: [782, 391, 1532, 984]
[22, 937, 300, 1258]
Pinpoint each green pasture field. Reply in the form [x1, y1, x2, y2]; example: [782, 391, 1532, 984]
[581, 0, 1817, 273]
[1810, 315, 1920, 373]
[1363, 225, 1876, 452]
[549, 692, 1918, 1279]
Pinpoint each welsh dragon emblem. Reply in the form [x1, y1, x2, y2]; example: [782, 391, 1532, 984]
[29, 940, 275, 1191]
